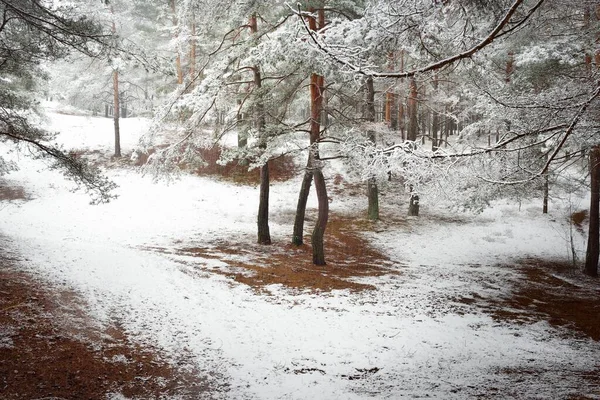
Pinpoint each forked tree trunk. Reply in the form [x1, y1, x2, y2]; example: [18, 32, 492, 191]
[291, 6, 328, 264]
[250, 14, 271, 245]
[584, 145, 600, 277]
[365, 77, 379, 220]
[113, 69, 121, 158]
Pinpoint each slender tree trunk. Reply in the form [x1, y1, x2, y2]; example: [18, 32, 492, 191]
[250, 14, 271, 245]
[113, 69, 121, 158]
[585, 145, 600, 277]
[407, 77, 419, 215]
[312, 168, 328, 265]
[170, 0, 183, 84]
[542, 153, 549, 214]
[398, 50, 405, 140]
[365, 76, 379, 220]
[189, 15, 196, 84]
[292, 168, 313, 245]
[431, 74, 439, 152]
[407, 77, 418, 142]
[310, 71, 327, 265]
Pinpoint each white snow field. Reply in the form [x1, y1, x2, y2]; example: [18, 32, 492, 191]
[1, 109, 599, 399]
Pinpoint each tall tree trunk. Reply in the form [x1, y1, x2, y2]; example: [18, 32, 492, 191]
[310, 71, 327, 265]
[189, 15, 196, 82]
[542, 152, 549, 214]
[113, 69, 121, 158]
[585, 145, 600, 277]
[365, 76, 379, 220]
[250, 14, 271, 245]
[431, 74, 439, 152]
[407, 77, 418, 141]
[407, 77, 419, 216]
[385, 53, 394, 129]
[170, 0, 183, 84]
[292, 6, 327, 258]
[296, 6, 328, 264]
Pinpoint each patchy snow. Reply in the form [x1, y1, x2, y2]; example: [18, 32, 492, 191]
[1, 110, 599, 399]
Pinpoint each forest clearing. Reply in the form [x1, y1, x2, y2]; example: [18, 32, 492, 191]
[0, 109, 599, 399]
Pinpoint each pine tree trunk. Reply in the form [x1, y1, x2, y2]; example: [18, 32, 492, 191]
[257, 162, 271, 244]
[292, 168, 313, 245]
[292, 6, 328, 261]
[407, 77, 419, 215]
[584, 145, 600, 277]
[113, 69, 121, 158]
[408, 185, 420, 216]
[407, 77, 418, 142]
[250, 14, 271, 245]
[365, 76, 379, 220]
[170, 0, 183, 84]
[312, 168, 328, 265]
[189, 17, 196, 80]
[542, 160, 549, 214]
[431, 74, 439, 152]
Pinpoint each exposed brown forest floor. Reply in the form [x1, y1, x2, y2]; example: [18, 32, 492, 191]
[2, 177, 600, 398]
[0, 261, 215, 399]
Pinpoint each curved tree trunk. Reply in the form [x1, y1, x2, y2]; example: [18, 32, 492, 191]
[585, 145, 600, 277]
[309, 71, 327, 264]
[312, 168, 328, 265]
[292, 6, 327, 259]
[292, 167, 313, 245]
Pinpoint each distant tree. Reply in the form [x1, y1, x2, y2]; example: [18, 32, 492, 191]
[0, 0, 116, 203]
[585, 145, 600, 277]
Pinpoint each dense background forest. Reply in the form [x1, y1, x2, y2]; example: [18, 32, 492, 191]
[2, 1, 600, 399]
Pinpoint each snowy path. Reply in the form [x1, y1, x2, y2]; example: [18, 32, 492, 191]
[1, 112, 599, 399]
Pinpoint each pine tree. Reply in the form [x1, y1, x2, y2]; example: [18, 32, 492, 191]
[0, 0, 116, 203]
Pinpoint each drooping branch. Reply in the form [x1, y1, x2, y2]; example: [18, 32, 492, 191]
[295, 0, 544, 79]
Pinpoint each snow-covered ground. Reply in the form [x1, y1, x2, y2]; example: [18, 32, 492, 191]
[1, 110, 599, 399]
